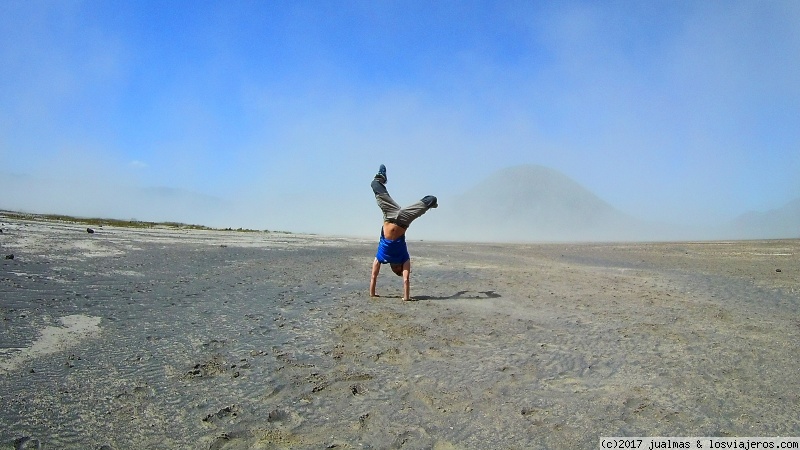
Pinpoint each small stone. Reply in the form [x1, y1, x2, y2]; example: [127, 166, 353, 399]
[776, 269, 782, 273]
[87, 228, 95, 234]
[267, 409, 287, 422]
[13, 437, 41, 448]
[4, 254, 13, 260]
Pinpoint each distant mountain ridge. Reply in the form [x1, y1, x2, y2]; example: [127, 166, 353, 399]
[0, 172, 231, 227]
[3, 167, 797, 242]
[424, 164, 799, 242]
[728, 198, 800, 239]
[428, 165, 643, 242]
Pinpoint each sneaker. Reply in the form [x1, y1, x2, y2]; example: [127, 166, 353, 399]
[421, 195, 438, 208]
[375, 164, 387, 183]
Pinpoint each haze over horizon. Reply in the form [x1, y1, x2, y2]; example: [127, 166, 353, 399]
[2, 1, 799, 240]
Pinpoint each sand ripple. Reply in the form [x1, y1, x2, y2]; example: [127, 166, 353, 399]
[0, 314, 101, 374]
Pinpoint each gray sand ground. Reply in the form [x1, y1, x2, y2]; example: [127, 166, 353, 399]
[1, 216, 798, 449]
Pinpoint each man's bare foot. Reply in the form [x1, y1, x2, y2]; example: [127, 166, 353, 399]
[370, 293, 380, 299]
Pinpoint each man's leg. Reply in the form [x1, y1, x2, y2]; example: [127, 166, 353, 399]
[372, 178, 401, 222]
[396, 195, 437, 228]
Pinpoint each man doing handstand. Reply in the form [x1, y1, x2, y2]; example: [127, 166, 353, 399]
[369, 164, 438, 301]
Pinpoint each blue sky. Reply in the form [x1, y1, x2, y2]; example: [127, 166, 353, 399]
[1, 1, 798, 236]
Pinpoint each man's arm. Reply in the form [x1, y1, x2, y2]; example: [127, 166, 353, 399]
[401, 260, 411, 301]
[369, 258, 381, 297]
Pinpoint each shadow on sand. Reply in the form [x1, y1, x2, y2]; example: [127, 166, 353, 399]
[413, 290, 501, 301]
